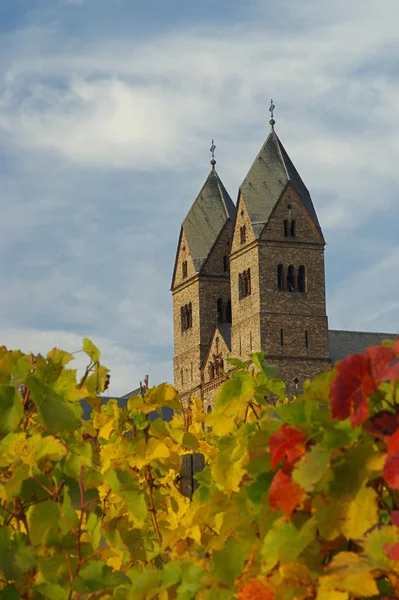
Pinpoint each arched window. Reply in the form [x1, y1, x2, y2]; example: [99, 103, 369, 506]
[247, 269, 251, 295]
[293, 377, 300, 392]
[284, 219, 289, 237]
[240, 225, 246, 244]
[305, 330, 309, 347]
[208, 362, 215, 380]
[280, 329, 284, 346]
[207, 405, 212, 414]
[290, 220, 296, 238]
[223, 255, 228, 272]
[182, 260, 188, 278]
[287, 265, 295, 291]
[226, 299, 232, 323]
[181, 307, 185, 332]
[188, 302, 192, 328]
[240, 269, 251, 298]
[217, 298, 223, 323]
[181, 368, 184, 384]
[298, 265, 306, 292]
[277, 264, 284, 290]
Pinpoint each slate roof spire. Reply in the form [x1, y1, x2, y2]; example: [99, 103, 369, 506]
[239, 116, 324, 241]
[181, 151, 235, 273]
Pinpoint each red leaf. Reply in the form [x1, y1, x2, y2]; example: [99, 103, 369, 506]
[365, 346, 395, 383]
[269, 425, 306, 471]
[268, 470, 304, 518]
[391, 511, 399, 528]
[384, 452, 399, 490]
[388, 429, 399, 457]
[330, 354, 375, 428]
[368, 411, 399, 440]
[385, 541, 399, 560]
[381, 362, 399, 382]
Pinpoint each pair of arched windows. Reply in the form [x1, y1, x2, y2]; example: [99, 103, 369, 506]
[216, 298, 232, 324]
[239, 269, 251, 298]
[181, 303, 192, 331]
[277, 265, 306, 292]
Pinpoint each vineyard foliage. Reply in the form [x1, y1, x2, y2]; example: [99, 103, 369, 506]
[1, 339, 399, 599]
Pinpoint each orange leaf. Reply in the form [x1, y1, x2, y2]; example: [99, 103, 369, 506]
[384, 452, 399, 490]
[330, 353, 374, 428]
[269, 425, 306, 471]
[385, 540, 399, 560]
[268, 470, 304, 518]
[237, 578, 275, 600]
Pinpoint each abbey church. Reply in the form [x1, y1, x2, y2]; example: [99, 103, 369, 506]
[171, 115, 397, 409]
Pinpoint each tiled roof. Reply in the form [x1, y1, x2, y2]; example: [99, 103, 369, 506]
[183, 169, 235, 272]
[328, 329, 398, 362]
[240, 129, 324, 241]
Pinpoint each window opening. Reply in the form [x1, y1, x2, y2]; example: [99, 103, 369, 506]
[250, 331, 252, 351]
[223, 254, 228, 272]
[305, 330, 309, 347]
[182, 260, 188, 278]
[298, 265, 306, 292]
[290, 220, 296, 238]
[287, 265, 295, 292]
[284, 219, 289, 237]
[240, 225, 246, 244]
[240, 269, 251, 298]
[280, 329, 284, 346]
[293, 377, 300, 391]
[216, 298, 223, 323]
[277, 264, 284, 290]
[208, 362, 215, 380]
[207, 405, 212, 413]
[226, 299, 232, 323]
[181, 368, 184, 384]
[181, 303, 193, 332]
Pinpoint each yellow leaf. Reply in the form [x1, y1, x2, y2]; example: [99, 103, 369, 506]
[341, 485, 378, 539]
[317, 589, 348, 600]
[320, 552, 379, 597]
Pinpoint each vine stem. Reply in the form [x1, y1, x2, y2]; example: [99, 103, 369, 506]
[145, 467, 162, 543]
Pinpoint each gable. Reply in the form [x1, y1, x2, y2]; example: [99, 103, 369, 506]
[231, 193, 256, 255]
[239, 129, 324, 242]
[202, 324, 231, 383]
[260, 185, 324, 244]
[171, 229, 196, 290]
[201, 220, 233, 276]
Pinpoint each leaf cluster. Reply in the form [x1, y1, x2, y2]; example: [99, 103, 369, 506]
[1, 339, 399, 599]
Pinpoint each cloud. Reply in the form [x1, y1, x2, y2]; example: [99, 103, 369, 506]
[0, 0, 397, 391]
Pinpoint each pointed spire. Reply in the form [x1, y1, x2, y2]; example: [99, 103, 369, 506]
[210, 139, 216, 169]
[269, 98, 275, 130]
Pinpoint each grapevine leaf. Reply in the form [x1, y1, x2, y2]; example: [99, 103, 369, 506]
[367, 410, 398, 439]
[330, 354, 374, 428]
[319, 552, 379, 596]
[268, 470, 304, 517]
[0, 386, 23, 438]
[212, 537, 252, 586]
[269, 424, 306, 471]
[83, 338, 100, 363]
[383, 452, 399, 489]
[28, 501, 61, 546]
[365, 345, 396, 383]
[182, 432, 199, 451]
[293, 446, 330, 492]
[105, 469, 148, 526]
[237, 578, 275, 600]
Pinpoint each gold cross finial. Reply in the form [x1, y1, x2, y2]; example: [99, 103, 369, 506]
[269, 99, 276, 129]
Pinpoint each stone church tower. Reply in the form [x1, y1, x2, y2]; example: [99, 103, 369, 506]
[171, 117, 331, 408]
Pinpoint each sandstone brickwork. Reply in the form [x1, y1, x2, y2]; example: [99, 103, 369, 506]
[171, 124, 370, 411]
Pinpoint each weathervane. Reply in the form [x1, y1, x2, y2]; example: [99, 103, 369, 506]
[269, 98, 276, 129]
[210, 139, 216, 169]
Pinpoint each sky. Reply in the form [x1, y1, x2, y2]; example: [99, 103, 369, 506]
[0, 0, 398, 395]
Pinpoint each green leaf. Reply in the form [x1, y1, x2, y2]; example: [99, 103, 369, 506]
[105, 469, 148, 526]
[28, 501, 61, 546]
[182, 432, 199, 450]
[246, 472, 273, 505]
[27, 376, 81, 433]
[293, 446, 330, 492]
[86, 512, 102, 550]
[226, 357, 247, 369]
[1, 586, 20, 600]
[33, 582, 69, 600]
[83, 338, 100, 363]
[0, 386, 23, 438]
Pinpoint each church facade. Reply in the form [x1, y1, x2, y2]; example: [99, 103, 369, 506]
[171, 118, 397, 410]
